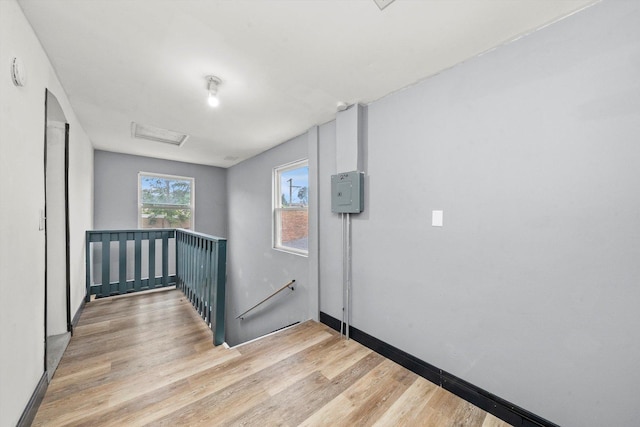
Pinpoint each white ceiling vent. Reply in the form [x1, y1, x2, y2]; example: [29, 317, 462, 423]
[373, 0, 397, 11]
[131, 122, 189, 147]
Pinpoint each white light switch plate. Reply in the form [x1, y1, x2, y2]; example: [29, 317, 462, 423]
[432, 210, 443, 227]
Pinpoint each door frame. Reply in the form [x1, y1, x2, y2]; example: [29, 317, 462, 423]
[43, 89, 72, 371]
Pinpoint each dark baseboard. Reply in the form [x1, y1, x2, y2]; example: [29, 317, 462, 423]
[70, 297, 86, 335]
[319, 312, 559, 427]
[17, 372, 48, 427]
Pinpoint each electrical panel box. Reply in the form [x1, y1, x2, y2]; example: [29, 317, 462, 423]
[331, 171, 364, 213]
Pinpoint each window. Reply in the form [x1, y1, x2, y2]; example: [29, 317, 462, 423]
[274, 160, 309, 255]
[139, 172, 194, 229]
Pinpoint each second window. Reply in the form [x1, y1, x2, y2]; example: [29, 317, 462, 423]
[274, 160, 309, 255]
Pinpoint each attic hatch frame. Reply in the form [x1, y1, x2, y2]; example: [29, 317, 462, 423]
[131, 122, 189, 147]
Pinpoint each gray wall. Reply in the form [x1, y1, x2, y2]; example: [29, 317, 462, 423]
[226, 133, 312, 346]
[319, 1, 640, 426]
[94, 150, 227, 236]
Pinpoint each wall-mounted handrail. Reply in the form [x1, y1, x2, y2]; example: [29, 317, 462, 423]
[236, 279, 295, 320]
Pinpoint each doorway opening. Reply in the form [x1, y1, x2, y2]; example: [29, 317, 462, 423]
[44, 90, 71, 381]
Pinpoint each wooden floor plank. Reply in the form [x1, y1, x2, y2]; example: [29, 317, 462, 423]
[371, 377, 439, 426]
[340, 359, 416, 426]
[298, 394, 356, 427]
[483, 413, 514, 427]
[33, 289, 512, 427]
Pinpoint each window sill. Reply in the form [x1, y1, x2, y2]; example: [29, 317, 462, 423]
[272, 246, 308, 258]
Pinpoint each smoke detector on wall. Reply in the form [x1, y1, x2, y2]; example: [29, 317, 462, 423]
[337, 102, 349, 112]
[11, 57, 26, 87]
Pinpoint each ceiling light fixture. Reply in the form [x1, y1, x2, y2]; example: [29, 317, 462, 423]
[206, 75, 222, 108]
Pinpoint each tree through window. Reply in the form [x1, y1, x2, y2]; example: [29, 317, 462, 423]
[139, 172, 194, 229]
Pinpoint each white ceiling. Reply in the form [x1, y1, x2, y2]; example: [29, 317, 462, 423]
[19, 0, 598, 168]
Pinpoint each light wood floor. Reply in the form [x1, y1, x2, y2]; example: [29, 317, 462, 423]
[34, 289, 511, 426]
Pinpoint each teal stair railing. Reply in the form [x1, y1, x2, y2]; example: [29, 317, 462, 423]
[175, 229, 227, 346]
[85, 229, 176, 300]
[85, 228, 227, 345]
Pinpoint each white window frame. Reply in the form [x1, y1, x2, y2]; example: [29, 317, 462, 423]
[273, 159, 309, 256]
[138, 172, 195, 229]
